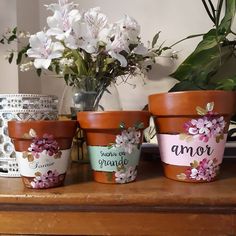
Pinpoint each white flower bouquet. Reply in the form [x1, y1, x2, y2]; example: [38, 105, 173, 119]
[1, 0, 171, 110]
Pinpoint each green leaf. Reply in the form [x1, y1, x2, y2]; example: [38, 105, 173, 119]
[7, 35, 17, 44]
[12, 27, 17, 34]
[36, 69, 42, 77]
[73, 51, 88, 76]
[152, 31, 161, 48]
[16, 52, 22, 65]
[0, 38, 4, 44]
[216, 75, 236, 90]
[55, 64, 60, 74]
[218, 0, 236, 34]
[169, 81, 203, 92]
[8, 52, 14, 64]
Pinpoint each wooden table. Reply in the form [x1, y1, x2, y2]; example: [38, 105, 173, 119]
[1, 155, 236, 235]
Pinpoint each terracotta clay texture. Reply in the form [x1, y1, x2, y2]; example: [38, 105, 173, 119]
[8, 120, 77, 188]
[78, 111, 150, 183]
[149, 90, 236, 183]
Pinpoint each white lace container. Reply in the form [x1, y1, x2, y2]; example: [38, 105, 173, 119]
[0, 94, 58, 177]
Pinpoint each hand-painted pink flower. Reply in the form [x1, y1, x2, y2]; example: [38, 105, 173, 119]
[30, 170, 60, 189]
[186, 158, 219, 182]
[195, 117, 212, 135]
[28, 134, 60, 158]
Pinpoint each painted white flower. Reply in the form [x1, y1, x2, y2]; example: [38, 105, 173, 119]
[115, 166, 137, 184]
[115, 127, 140, 154]
[27, 31, 65, 69]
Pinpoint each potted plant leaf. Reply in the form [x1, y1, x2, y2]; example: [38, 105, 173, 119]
[149, 0, 236, 182]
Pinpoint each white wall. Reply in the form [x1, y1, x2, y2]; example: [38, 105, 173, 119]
[0, 0, 18, 93]
[17, 0, 41, 94]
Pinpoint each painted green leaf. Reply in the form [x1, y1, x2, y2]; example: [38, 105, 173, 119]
[196, 106, 207, 115]
[206, 102, 214, 112]
[119, 122, 126, 129]
[190, 160, 199, 168]
[176, 173, 187, 180]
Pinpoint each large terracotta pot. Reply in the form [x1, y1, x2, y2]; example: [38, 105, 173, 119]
[78, 111, 150, 184]
[149, 90, 236, 183]
[8, 120, 77, 189]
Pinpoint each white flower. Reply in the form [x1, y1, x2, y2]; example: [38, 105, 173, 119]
[59, 58, 74, 67]
[19, 61, 34, 72]
[46, 0, 81, 41]
[133, 43, 148, 55]
[18, 31, 30, 39]
[27, 31, 65, 69]
[116, 15, 141, 44]
[106, 34, 130, 67]
[4, 53, 12, 60]
[84, 7, 108, 39]
[66, 7, 109, 54]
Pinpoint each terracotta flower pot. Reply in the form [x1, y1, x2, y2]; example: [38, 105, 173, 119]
[78, 111, 150, 184]
[8, 120, 77, 189]
[149, 90, 236, 183]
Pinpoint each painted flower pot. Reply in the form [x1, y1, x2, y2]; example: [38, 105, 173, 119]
[8, 120, 77, 189]
[149, 91, 236, 183]
[77, 111, 150, 184]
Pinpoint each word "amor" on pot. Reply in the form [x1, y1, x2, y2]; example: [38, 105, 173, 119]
[171, 144, 214, 157]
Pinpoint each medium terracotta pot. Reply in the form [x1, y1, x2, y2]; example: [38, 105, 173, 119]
[78, 111, 150, 184]
[149, 90, 236, 183]
[8, 120, 77, 189]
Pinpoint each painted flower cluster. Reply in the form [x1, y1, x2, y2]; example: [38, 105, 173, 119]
[177, 158, 219, 182]
[115, 127, 141, 154]
[184, 102, 225, 143]
[30, 170, 63, 189]
[28, 133, 61, 159]
[115, 166, 137, 184]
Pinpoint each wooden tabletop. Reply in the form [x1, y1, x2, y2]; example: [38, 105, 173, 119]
[1, 156, 236, 235]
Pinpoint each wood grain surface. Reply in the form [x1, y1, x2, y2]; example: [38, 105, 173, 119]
[1, 156, 236, 235]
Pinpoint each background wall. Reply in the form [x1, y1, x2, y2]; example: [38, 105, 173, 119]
[0, 0, 232, 112]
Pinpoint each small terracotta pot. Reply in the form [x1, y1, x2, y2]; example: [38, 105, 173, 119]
[8, 120, 77, 189]
[149, 90, 236, 183]
[78, 111, 150, 184]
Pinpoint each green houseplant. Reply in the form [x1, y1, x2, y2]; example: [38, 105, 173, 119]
[149, 0, 236, 183]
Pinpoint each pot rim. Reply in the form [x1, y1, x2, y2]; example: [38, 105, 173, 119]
[8, 120, 76, 125]
[149, 90, 236, 99]
[77, 110, 150, 115]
